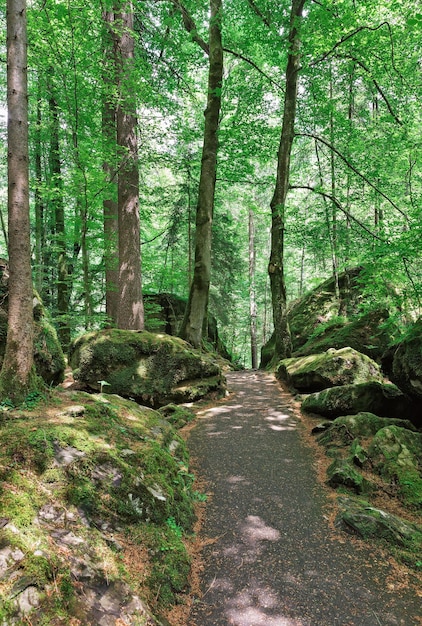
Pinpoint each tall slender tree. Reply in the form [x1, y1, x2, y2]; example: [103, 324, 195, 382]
[179, 0, 223, 348]
[114, 3, 144, 330]
[0, 0, 37, 402]
[103, 6, 119, 326]
[268, 0, 305, 361]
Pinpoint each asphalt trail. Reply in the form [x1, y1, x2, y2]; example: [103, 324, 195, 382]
[187, 370, 421, 626]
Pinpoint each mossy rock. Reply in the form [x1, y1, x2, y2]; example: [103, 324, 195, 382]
[315, 412, 417, 449]
[390, 317, 422, 403]
[276, 347, 383, 392]
[0, 390, 198, 622]
[336, 497, 422, 550]
[0, 291, 65, 386]
[144, 292, 232, 361]
[296, 308, 397, 362]
[327, 459, 372, 493]
[302, 381, 414, 421]
[368, 425, 422, 509]
[69, 329, 225, 407]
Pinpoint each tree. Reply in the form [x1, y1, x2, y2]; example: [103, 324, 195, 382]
[103, 6, 119, 326]
[268, 0, 306, 361]
[114, 3, 144, 330]
[179, 0, 223, 348]
[0, 0, 37, 402]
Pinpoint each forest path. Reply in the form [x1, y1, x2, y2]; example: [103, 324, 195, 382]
[187, 370, 421, 626]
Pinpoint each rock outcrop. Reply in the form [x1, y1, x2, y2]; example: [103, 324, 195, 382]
[276, 347, 383, 393]
[69, 329, 225, 407]
[387, 317, 422, 403]
[261, 267, 403, 367]
[302, 381, 415, 421]
[0, 391, 198, 623]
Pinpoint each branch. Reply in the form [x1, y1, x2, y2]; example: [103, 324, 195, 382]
[297, 133, 410, 223]
[246, 0, 271, 28]
[311, 22, 392, 66]
[169, 0, 209, 54]
[289, 185, 387, 242]
[169, 0, 282, 89]
[223, 47, 284, 90]
[335, 53, 402, 125]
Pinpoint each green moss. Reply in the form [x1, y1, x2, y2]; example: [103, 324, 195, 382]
[159, 404, 196, 429]
[132, 523, 191, 608]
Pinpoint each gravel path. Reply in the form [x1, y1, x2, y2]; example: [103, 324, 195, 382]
[187, 370, 421, 626]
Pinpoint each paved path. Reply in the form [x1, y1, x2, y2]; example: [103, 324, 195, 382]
[187, 371, 421, 626]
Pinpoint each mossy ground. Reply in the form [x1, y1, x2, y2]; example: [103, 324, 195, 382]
[0, 388, 201, 624]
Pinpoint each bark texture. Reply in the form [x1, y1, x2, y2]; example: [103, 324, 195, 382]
[103, 8, 119, 326]
[114, 4, 144, 330]
[269, 0, 305, 361]
[0, 0, 36, 401]
[179, 0, 223, 348]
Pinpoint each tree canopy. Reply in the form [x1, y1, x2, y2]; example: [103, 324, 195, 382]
[1, 0, 421, 368]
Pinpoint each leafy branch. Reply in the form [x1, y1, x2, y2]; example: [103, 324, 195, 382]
[334, 53, 402, 126]
[296, 133, 411, 223]
[289, 184, 387, 242]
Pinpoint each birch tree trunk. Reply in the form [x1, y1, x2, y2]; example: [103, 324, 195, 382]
[0, 0, 37, 401]
[179, 0, 223, 348]
[268, 0, 305, 361]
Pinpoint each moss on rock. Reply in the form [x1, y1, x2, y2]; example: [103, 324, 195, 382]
[276, 347, 383, 392]
[0, 390, 199, 623]
[69, 329, 225, 407]
[302, 381, 413, 421]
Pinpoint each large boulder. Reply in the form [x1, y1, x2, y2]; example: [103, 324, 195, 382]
[368, 426, 422, 509]
[260, 266, 403, 368]
[69, 329, 225, 407]
[276, 347, 383, 392]
[144, 292, 231, 360]
[315, 412, 417, 449]
[388, 318, 422, 402]
[0, 266, 65, 386]
[295, 308, 397, 362]
[301, 381, 415, 421]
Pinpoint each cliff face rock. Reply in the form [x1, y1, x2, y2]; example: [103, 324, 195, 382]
[69, 329, 226, 407]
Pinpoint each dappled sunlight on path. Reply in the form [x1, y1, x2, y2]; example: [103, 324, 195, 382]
[188, 371, 421, 626]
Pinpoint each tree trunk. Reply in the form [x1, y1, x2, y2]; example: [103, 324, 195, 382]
[179, 0, 223, 348]
[103, 8, 119, 326]
[268, 0, 305, 361]
[0, 0, 36, 402]
[49, 80, 71, 350]
[114, 4, 144, 331]
[34, 81, 44, 295]
[249, 207, 258, 369]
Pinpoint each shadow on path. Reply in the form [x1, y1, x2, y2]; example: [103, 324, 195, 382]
[188, 371, 421, 626]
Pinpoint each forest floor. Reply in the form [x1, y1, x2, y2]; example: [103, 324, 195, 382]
[167, 370, 422, 626]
